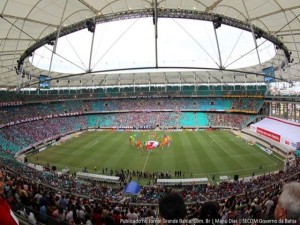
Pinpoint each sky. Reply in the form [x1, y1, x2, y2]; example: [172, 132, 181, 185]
[30, 17, 276, 74]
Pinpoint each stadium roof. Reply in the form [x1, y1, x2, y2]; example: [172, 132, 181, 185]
[0, 0, 299, 89]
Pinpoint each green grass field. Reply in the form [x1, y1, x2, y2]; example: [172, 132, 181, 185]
[27, 130, 284, 183]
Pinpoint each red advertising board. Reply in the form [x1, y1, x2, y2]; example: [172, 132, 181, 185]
[256, 127, 281, 142]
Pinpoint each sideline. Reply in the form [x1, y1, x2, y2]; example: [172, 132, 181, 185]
[142, 151, 151, 173]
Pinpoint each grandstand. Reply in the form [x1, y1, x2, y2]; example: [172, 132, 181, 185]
[0, 1, 300, 225]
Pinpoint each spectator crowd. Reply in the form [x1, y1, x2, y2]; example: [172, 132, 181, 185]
[0, 156, 299, 225]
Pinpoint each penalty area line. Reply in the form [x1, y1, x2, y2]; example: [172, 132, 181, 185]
[142, 151, 151, 173]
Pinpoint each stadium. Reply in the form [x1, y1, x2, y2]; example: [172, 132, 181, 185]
[0, 1, 300, 225]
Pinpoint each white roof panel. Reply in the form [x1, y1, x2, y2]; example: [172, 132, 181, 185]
[0, 0, 299, 88]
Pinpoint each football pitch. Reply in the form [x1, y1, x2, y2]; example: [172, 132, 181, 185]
[27, 130, 284, 183]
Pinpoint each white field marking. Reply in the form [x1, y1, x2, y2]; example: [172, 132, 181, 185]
[230, 153, 264, 158]
[209, 135, 232, 156]
[210, 135, 275, 160]
[53, 145, 91, 155]
[228, 148, 278, 167]
[50, 151, 74, 156]
[258, 151, 280, 164]
[193, 162, 278, 177]
[210, 140, 216, 146]
[32, 160, 79, 170]
[142, 151, 151, 173]
[272, 153, 284, 161]
[86, 139, 98, 147]
[69, 135, 105, 154]
[208, 174, 213, 183]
